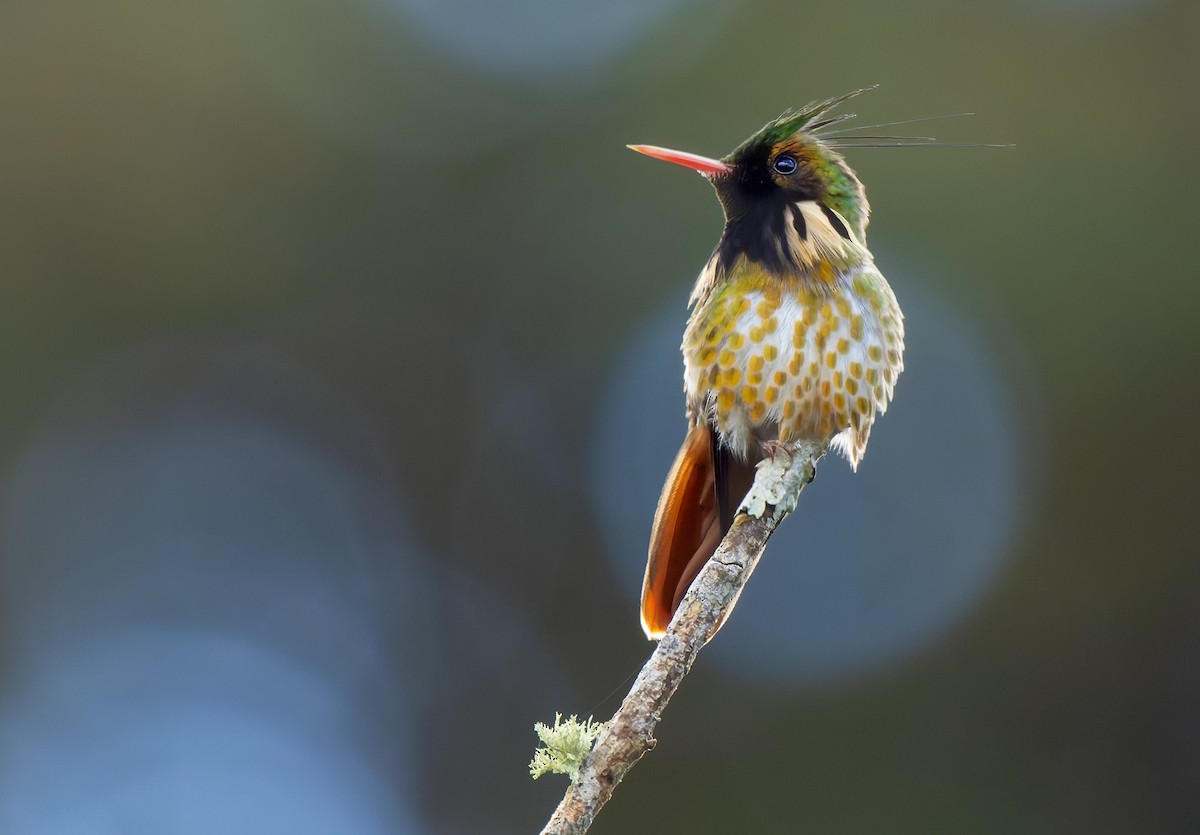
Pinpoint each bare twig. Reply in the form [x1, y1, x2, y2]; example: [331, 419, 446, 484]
[538, 440, 827, 834]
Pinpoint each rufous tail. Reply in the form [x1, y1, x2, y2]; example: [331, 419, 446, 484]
[640, 424, 755, 639]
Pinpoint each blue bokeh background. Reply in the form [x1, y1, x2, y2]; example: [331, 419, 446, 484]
[1, 1, 1197, 832]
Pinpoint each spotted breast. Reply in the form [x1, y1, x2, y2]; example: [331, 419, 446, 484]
[683, 257, 903, 470]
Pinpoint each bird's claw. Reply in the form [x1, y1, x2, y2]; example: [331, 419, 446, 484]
[739, 441, 815, 520]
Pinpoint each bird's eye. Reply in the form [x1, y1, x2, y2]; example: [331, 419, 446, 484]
[772, 154, 797, 175]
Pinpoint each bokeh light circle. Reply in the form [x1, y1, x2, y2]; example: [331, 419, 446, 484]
[591, 277, 1025, 686]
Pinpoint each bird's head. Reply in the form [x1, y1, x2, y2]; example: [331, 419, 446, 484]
[630, 88, 876, 279]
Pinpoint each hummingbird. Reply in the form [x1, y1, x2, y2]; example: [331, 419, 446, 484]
[631, 88, 905, 640]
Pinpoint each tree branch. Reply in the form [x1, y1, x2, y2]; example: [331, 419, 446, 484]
[538, 439, 827, 834]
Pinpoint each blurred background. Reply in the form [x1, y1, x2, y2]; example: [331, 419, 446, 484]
[0, 1, 1197, 833]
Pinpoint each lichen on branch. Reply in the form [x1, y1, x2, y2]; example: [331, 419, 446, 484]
[529, 714, 605, 782]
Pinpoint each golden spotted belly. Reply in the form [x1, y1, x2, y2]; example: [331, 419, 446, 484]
[683, 267, 904, 469]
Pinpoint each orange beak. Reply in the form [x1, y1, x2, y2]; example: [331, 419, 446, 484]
[627, 144, 731, 176]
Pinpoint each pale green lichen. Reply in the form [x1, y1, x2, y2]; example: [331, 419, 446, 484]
[529, 713, 604, 781]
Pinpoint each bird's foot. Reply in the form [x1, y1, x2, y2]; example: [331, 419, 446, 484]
[758, 438, 794, 464]
[739, 440, 824, 520]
